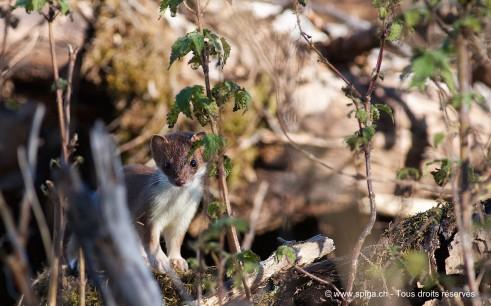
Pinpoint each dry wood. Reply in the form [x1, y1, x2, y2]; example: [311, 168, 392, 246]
[59, 122, 162, 306]
[202, 235, 335, 305]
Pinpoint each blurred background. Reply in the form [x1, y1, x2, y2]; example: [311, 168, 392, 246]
[1, 0, 490, 304]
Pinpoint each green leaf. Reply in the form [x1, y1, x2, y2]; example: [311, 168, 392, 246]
[169, 30, 205, 68]
[410, 50, 456, 94]
[16, 0, 47, 12]
[450, 91, 484, 109]
[432, 132, 445, 148]
[175, 87, 195, 118]
[275, 245, 297, 263]
[403, 8, 428, 28]
[169, 35, 192, 67]
[211, 81, 251, 111]
[355, 109, 368, 124]
[402, 251, 428, 278]
[58, 0, 70, 14]
[51, 78, 68, 92]
[374, 103, 394, 122]
[188, 31, 205, 58]
[212, 81, 240, 106]
[396, 167, 421, 181]
[361, 125, 376, 143]
[237, 250, 260, 274]
[220, 37, 231, 67]
[167, 85, 205, 128]
[223, 155, 233, 177]
[207, 201, 225, 219]
[387, 21, 403, 41]
[345, 126, 376, 151]
[203, 29, 231, 69]
[430, 159, 452, 186]
[233, 89, 251, 112]
[455, 16, 481, 32]
[194, 134, 226, 161]
[166, 104, 180, 128]
[298, 0, 308, 6]
[160, 0, 184, 17]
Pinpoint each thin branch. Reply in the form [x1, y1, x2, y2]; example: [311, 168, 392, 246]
[65, 44, 79, 132]
[293, 264, 344, 300]
[344, 20, 387, 306]
[0, 193, 38, 306]
[18, 104, 46, 243]
[17, 147, 53, 262]
[454, 32, 481, 306]
[193, 0, 249, 299]
[47, 8, 68, 162]
[242, 181, 268, 250]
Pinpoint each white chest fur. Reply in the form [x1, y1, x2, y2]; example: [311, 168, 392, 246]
[147, 167, 205, 230]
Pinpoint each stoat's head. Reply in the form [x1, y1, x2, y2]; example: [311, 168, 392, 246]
[150, 131, 206, 187]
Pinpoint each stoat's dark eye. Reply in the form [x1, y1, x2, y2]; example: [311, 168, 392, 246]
[190, 159, 197, 168]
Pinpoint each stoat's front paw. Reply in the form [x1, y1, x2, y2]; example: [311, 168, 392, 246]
[148, 252, 170, 274]
[170, 256, 188, 272]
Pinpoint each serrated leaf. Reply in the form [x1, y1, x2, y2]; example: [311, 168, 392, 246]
[371, 107, 380, 121]
[160, 0, 184, 17]
[59, 0, 70, 14]
[166, 104, 180, 128]
[396, 167, 421, 181]
[345, 126, 376, 151]
[167, 85, 205, 127]
[355, 109, 368, 124]
[275, 245, 297, 263]
[16, 0, 47, 12]
[207, 201, 225, 219]
[233, 89, 251, 112]
[220, 37, 231, 67]
[432, 132, 445, 148]
[374, 103, 394, 122]
[223, 155, 233, 177]
[430, 159, 452, 186]
[212, 81, 239, 106]
[169, 35, 192, 67]
[237, 250, 260, 274]
[387, 21, 403, 41]
[195, 134, 226, 161]
[410, 50, 456, 94]
[175, 87, 195, 118]
[188, 31, 205, 58]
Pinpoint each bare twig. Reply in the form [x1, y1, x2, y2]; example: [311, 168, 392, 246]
[454, 32, 481, 306]
[242, 181, 268, 250]
[17, 147, 53, 261]
[18, 104, 46, 243]
[47, 8, 68, 161]
[293, 264, 344, 300]
[65, 45, 79, 131]
[0, 193, 38, 306]
[292, 2, 387, 303]
[79, 248, 86, 306]
[343, 21, 387, 306]
[0, 0, 14, 98]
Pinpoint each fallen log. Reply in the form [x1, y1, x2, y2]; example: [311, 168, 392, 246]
[202, 235, 335, 305]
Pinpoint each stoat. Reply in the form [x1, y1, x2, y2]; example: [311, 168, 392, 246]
[67, 131, 206, 273]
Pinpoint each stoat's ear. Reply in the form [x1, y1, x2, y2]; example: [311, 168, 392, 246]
[191, 131, 206, 143]
[150, 135, 168, 164]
